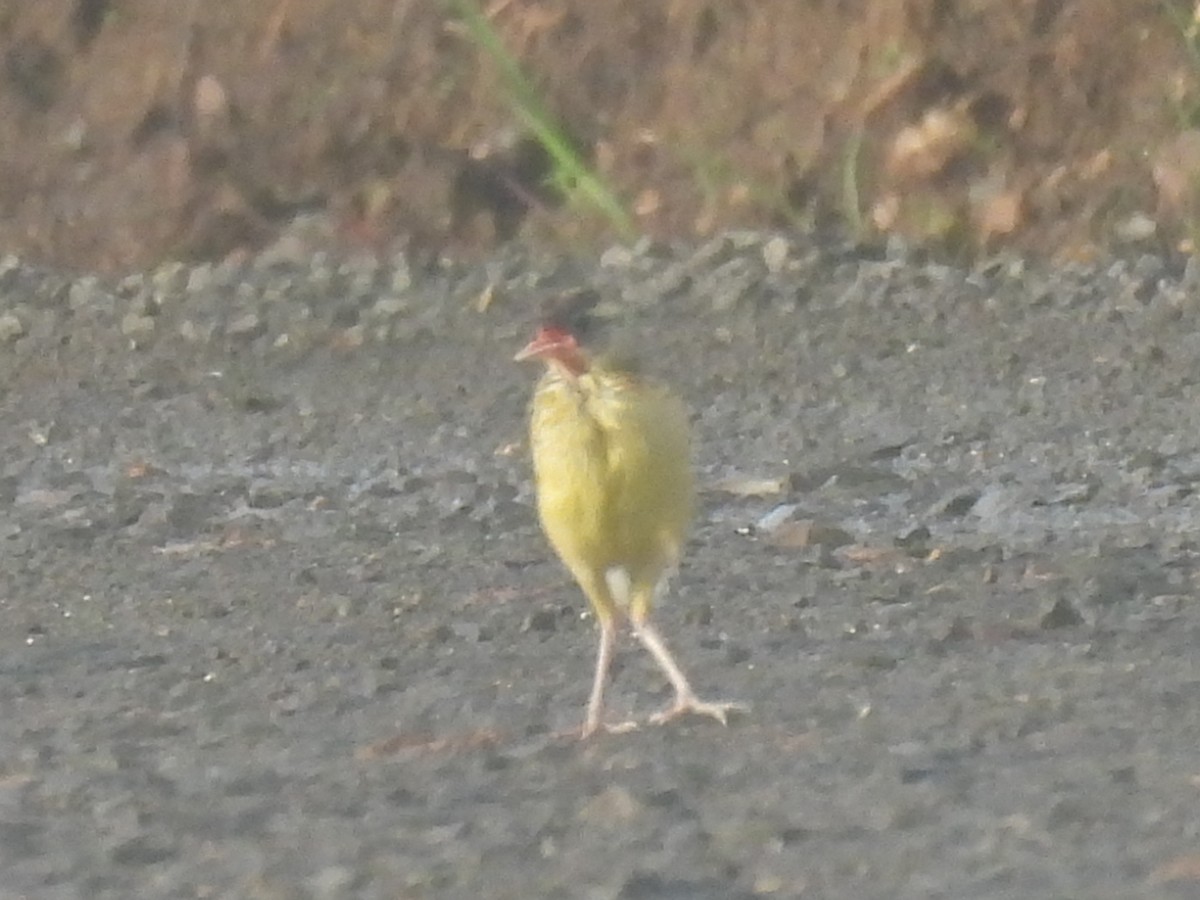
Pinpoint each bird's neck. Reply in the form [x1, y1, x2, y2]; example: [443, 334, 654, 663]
[548, 351, 589, 379]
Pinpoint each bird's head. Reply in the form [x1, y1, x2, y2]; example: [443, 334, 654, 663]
[514, 324, 588, 376]
[514, 289, 599, 377]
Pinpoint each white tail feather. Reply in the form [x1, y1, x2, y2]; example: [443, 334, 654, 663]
[604, 566, 632, 608]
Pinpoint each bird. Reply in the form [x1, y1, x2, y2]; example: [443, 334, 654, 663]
[515, 291, 745, 737]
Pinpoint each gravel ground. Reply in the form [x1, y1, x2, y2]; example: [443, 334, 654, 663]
[3, 235, 1200, 899]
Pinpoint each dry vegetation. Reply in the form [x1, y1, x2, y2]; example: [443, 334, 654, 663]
[2, 0, 1200, 272]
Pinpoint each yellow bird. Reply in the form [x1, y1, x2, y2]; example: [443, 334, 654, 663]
[516, 295, 745, 737]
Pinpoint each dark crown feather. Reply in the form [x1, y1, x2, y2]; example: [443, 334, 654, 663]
[540, 288, 602, 344]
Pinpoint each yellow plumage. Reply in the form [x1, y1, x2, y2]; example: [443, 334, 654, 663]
[528, 361, 691, 625]
[517, 318, 744, 737]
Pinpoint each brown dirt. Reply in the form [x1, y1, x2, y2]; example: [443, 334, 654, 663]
[2, 0, 1199, 274]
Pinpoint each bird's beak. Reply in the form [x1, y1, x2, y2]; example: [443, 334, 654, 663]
[514, 328, 570, 362]
[515, 326, 587, 374]
[513, 337, 548, 362]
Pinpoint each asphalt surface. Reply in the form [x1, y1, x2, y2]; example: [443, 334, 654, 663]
[2, 237, 1200, 899]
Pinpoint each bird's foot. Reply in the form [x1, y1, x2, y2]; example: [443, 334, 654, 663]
[649, 693, 749, 728]
[578, 717, 639, 740]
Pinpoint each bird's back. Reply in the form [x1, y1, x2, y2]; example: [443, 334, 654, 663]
[529, 363, 692, 598]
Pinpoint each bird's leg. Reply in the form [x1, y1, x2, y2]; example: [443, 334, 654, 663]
[582, 617, 616, 736]
[580, 616, 637, 738]
[629, 617, 747, 727]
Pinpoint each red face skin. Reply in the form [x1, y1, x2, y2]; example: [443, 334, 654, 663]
[514, 325, 589, 376]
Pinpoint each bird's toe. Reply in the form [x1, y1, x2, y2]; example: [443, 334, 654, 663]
[650, 695, 749, 727]
[578, 718, 640, 740]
